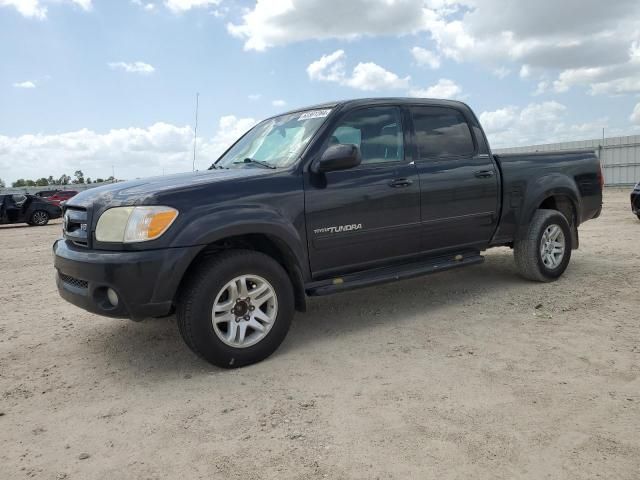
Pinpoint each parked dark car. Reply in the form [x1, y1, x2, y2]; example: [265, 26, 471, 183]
[48, 190, 78, 206]
[632, 182, 640, 220]
[0, 194, 62, 226]
[53, 98, 603, 368]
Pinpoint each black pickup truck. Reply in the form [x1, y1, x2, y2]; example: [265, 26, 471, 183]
[53, 98, 603, 367]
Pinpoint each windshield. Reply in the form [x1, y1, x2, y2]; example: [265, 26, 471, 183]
[214, 109, 332, 169]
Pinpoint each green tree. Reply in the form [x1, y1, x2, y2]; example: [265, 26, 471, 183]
[73, 170, 85, 184]
[12, 179, 27, 187]
[95, 178, 104, 183]
[58, 174, 71, 185]
[86, 177, 92, 184]
[35, 177, 49, 186]
[47, 175, 55, 185]
[0, 178, 5, 188]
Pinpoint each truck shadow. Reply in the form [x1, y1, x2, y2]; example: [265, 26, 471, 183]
[281, 251, 520, 354]
[92, 250, 521, 374]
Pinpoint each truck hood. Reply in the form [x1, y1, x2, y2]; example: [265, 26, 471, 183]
[65, 168, 274, 208]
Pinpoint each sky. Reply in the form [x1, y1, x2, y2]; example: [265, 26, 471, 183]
[1, 0, 640, 184]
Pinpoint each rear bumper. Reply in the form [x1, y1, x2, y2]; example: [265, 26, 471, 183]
[53, 239, 201, 320]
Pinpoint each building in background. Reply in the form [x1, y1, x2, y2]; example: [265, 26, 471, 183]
[495, 135, 640, 186]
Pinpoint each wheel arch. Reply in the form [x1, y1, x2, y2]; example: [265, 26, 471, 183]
[519, 175, 581, 248]
[177, 231, 308, 313]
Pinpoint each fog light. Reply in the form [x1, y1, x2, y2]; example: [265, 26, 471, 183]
[106, 288, 119, 307]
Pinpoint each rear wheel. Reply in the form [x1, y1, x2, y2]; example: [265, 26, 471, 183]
[177, 250, 294, 368]
[514, 209, 572, 282]
[30, 210, 49, 226]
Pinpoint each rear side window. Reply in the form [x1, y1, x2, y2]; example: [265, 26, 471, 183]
[410, 107, 474, 159]
[327, 107, 404, 165]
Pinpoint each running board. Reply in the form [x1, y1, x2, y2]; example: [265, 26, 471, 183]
[305, 252, 484, 296]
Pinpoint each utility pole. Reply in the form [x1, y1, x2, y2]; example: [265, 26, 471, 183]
[192, 92, 199, 172]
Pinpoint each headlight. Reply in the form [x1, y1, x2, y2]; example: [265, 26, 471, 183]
[95, 206, 179, 243]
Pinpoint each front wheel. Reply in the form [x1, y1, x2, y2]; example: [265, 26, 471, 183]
[30, 210, 49, 226]
[177, 250, 294, 368]
[514, 209, 572, 282]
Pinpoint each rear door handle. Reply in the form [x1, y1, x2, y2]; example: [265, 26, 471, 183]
[389, 178, 413, 188]
[474, 170, 495, 179]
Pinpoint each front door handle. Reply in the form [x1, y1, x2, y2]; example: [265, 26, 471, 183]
[389, 178, 413, 188]
[474, 170, 495, 179]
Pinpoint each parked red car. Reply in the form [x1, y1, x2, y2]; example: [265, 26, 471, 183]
[48, 190, 78, 206]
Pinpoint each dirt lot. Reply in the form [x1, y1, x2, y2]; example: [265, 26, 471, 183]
[0, 188, 638, 480]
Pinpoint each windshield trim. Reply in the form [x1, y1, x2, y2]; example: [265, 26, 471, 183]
[211, 108, 335, 170]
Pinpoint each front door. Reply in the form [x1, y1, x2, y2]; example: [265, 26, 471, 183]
[304, 106, 421, 278]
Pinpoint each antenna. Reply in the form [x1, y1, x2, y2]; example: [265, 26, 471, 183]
[192, 92, 199, 172]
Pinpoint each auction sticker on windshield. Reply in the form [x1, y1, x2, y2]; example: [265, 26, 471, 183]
[298, 109, 331, 121]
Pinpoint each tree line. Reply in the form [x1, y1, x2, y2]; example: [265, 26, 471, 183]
[0, 171, 115, 189]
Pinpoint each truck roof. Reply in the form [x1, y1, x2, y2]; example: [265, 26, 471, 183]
[279, 97, 470, 117]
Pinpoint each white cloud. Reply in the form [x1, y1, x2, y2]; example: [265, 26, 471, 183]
[533, 80, 549, 96]
[248, 94, 262, 101]
[0, 0, 47, 18]
[0, 0, 91, 18]
[345, 62, 411, 91]
[13, 80, 36, 89]
[227, 0, 437, 52]
[131, 0, 155, 10]
[271, 99, 287, 107]
[307, 50, 347, 83]
[411, 47, 441, 69]
[409, 78, 462, 99]
[225, 0, 640, 96]
[480, 101, 605, 148]
[492, 67, 510, 79]
[307, 50, 410, 91]
[108, 61, 155, 75]
[164, 0, 220, 13]
[631, 103, 640, 125]
[0, 116, 257, 183]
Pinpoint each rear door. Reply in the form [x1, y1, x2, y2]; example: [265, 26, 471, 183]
[408, 106, 499, 252]
[304, 105, 421, 277]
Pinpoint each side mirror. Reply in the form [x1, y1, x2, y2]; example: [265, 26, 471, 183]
[312, 144, 361, 174]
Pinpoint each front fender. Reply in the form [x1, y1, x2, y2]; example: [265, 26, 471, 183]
[170, 205, 309, 277]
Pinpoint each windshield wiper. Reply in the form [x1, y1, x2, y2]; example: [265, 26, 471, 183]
[233, 158, 277, 169]
[208, 163, 227, 170]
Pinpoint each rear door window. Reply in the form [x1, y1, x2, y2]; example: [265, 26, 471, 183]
[410, 107, 475, 159]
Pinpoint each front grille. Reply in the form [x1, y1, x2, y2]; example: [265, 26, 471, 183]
[63, 207, 89, 247]
[59, 273, 88, 290]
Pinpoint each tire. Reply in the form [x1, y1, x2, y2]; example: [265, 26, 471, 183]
[514, 209, 572, 282]
[30, 210, 49, 226]
[177, 250, 294, 368]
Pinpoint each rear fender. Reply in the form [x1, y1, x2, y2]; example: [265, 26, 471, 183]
[517, 174, 581, 242]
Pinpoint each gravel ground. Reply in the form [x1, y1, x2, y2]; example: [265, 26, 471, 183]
[1, 188, 639, 480]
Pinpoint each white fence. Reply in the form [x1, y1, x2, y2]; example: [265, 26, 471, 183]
[494, 134, 640, 186]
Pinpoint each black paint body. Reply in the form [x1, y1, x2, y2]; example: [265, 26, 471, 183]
[53, 98, 603, 320]
[0, 194, 62, 225]
[631, 182, 640, 217]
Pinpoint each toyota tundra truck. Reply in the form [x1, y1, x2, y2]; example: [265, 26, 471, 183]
[53, 98, 603, 368]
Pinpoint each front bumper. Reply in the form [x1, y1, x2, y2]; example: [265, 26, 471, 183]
[53, 239, 201, 320]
